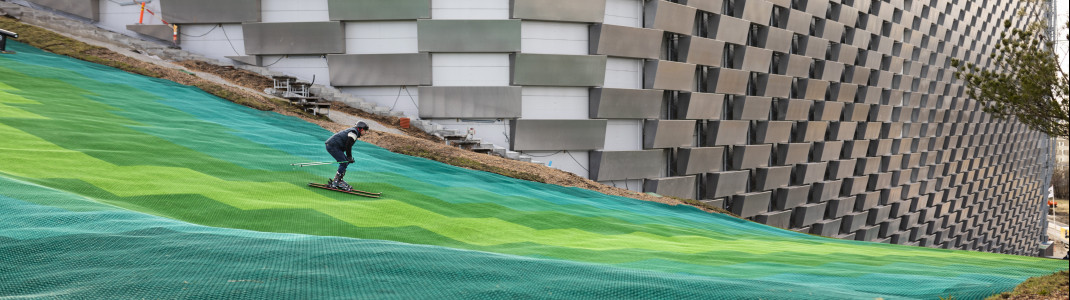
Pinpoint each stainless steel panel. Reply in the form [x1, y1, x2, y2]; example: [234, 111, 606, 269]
[644, 120, 696, 149]
[761, 26, 793, 53]
[732, 192, 772, 218]
[681, 0, 722, 12]
[777, 54, 811, 78]
[731, 144, 772, 169]
[677, 92, 724, 120]
[589, 150, 667, 181]
[730, 96, 772, 120]
[327, 53, 431, 86]
[127, 24, 173, 41]
[708, 68, 749, 95]
[29, 0, 99, 21]
[734, 0, 773, 24]
[511, 0, 606, 23]
[707, 170, 750, 198]
[243, 22, 345, 55]
[756, 74, 791, 98]
[644, 176, 698, 199]
[713, 14, 749, 45]
[644, 60, 697, 91]
[161, 0, 259, 24]
[679, 36, 724, 67]
[510, 119, 608, 150]
[590, 24, 663, 59]
[795, 79, 828, 100]
[328, 0, 430, 20]
[775, 99, 811, 121]
[734, 46, 773, 72]
[511, 54, 607, 86]
[418, 86, 522, 118]
[753, 121, 793, 144]
[645, 0, 697, 35]
[418, 20, 521, 52]
[676, 147, 724, 175]
[589, 88, 663, 119]
[707, 120, 749, 146]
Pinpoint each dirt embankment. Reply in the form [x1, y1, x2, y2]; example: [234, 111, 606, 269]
[1, 16, 727, 213]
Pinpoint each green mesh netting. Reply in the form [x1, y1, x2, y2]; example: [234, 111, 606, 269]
[0, 41, 1065, 299]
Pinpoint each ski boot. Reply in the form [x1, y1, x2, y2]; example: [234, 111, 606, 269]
[327, 171, 352, 191]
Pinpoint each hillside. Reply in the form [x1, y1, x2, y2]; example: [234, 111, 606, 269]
[1, 38, 1066, 299]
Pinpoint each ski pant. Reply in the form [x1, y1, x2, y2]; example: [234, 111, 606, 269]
[325, 144, 350, 174]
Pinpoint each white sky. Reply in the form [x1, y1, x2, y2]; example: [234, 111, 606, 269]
[1057, 0, 1069, 75]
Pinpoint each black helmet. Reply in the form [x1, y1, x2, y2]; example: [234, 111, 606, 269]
[355, 121, 369, 131]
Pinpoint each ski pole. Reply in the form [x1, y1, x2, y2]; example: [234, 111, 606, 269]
[290, 161, 348, 167]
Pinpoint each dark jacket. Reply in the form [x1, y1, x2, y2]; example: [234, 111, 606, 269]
[325, 127, 362, 158]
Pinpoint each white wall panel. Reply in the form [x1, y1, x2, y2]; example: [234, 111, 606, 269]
[604, 0, 642, 27]
[435, 120, 512, 147]
[518, 151, 589, 178]
[520, 21, 588, 55]
[178, 24, 247, 61]
[261, 55, 330, 83]
[431, 0, 508, 19]
[341, 86, 421, 118]
[521, 87, 589, 119]
[431, 54, 510, 86]
[604, 57, 643, 89]
[344, 21, 418, 54]
[261, 0, 329, 22]
[604, 119, 643, 150]
[97, 1, 161, 37]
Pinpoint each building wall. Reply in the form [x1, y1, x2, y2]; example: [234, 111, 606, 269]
[29, 0, 1056, 256]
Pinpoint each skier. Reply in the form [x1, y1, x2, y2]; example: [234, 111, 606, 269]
[325, 121, 370, 191]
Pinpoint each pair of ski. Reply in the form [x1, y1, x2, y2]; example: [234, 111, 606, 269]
[293, 160, 385, 198]
[307, 182, 381, 198]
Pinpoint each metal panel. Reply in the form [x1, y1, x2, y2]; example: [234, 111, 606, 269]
[328, 0, 430, 20]
[707, 120, 750, 146]
[510, 119, 608, 150]
[713, 14, 750, 45]
[644, 0, 697, 35]
[590, 24, 663, 59]
[511, 0, 606, 23]
[676, 147, 724, 175]
[679, 36, 725, 67]
[512, 54, 607, 86]
[589, 150, 667, 181]
[707, 170, 750, 198]
[644, 176, 698, 199]
[418, 20, 521, 52]
[708, 68, 749, 95]
[677, 92, 724, 120]
[733, 0, 773, 24]
[327, 53, 431, 86]
[29, 0, 99, 21]
[681, 0, 722, 13]
[126, 24, 173, 41]
[644, 60, 697, 91]
[644, 120, 696, 149]
[243, 22, 345, 55]
[734, 46, 773, 72]
[730, 96, 772, 120]
[418, 86, 522, 118]
[161, 0, 259, 24]
[589, 88, 663, 119]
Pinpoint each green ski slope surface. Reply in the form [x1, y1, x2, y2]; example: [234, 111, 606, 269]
[0, 41, 1065, 299]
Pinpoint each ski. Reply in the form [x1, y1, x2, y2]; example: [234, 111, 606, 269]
[308, 183, 382, 198]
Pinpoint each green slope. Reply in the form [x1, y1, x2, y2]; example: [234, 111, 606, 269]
[0, 41, 1064, 299]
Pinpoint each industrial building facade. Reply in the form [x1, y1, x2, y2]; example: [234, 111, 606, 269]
[19, 0, 1056, 256]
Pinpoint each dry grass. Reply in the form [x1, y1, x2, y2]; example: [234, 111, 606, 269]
[986, 271, 1069, 300]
